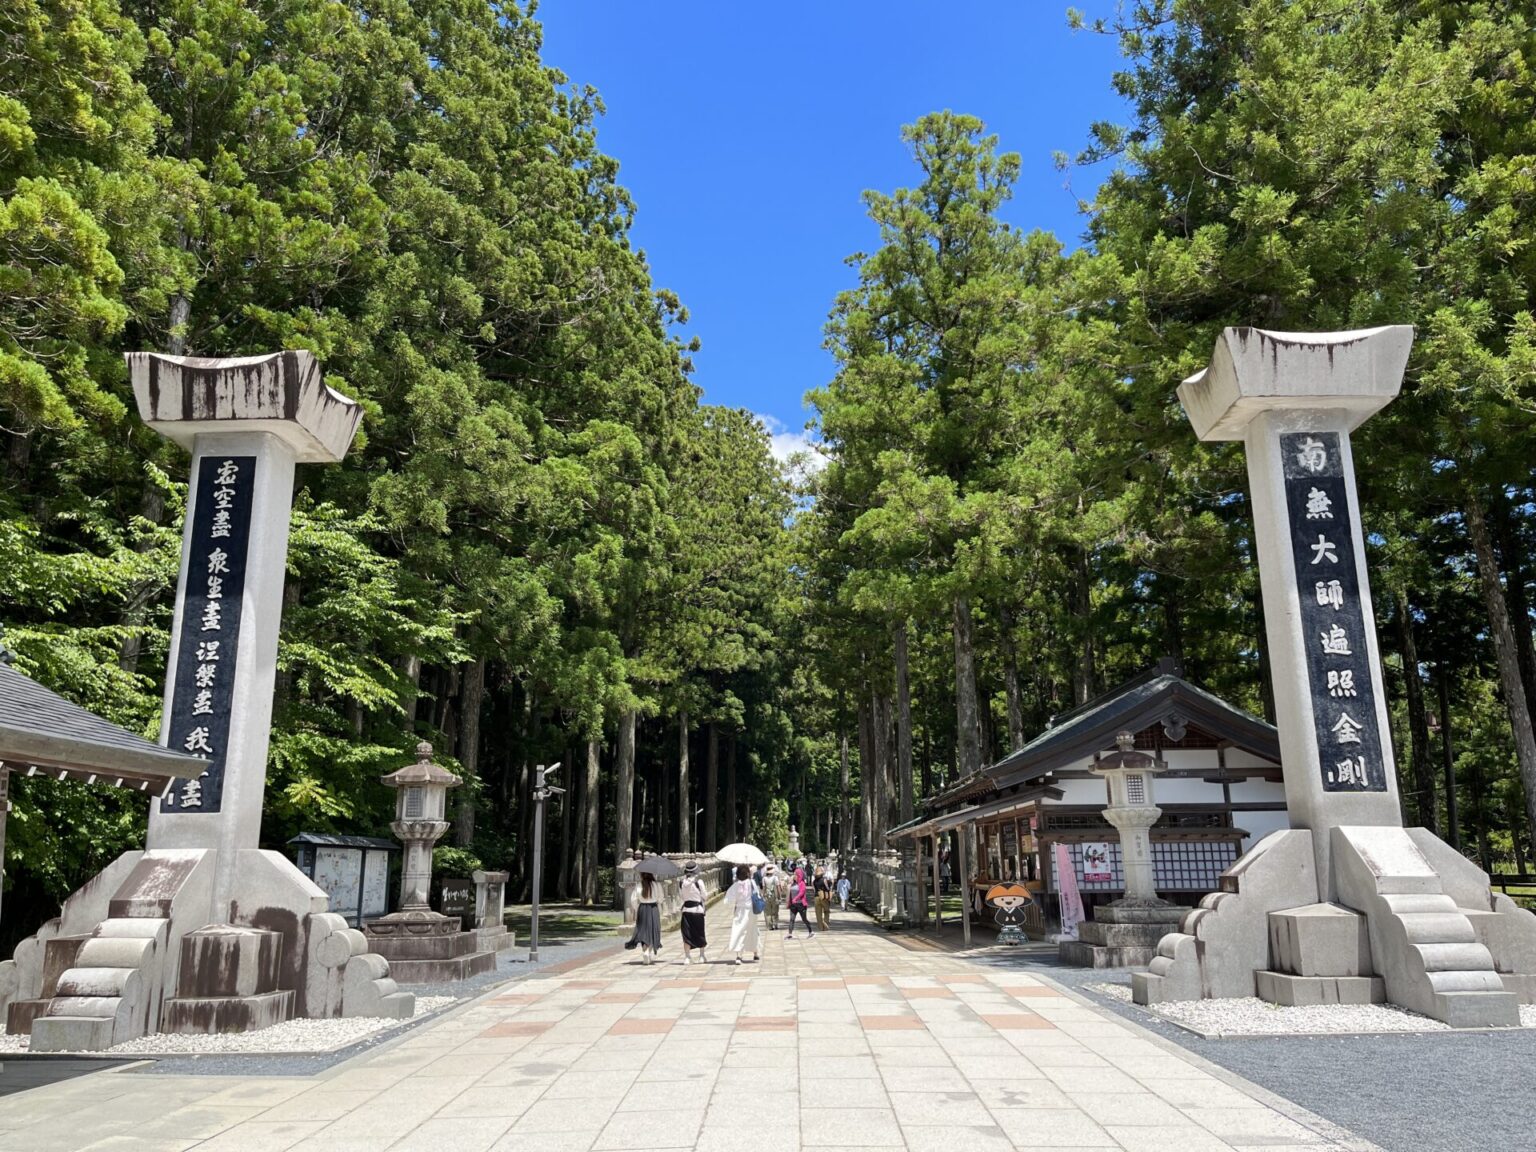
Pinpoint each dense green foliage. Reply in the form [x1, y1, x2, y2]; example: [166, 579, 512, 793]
[0, 0, 794, 936]
[4, 0, 1536, 945]
[805, 0, 1536, 871]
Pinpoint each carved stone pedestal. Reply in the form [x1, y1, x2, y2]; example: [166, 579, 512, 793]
[363, 910, 495, 983]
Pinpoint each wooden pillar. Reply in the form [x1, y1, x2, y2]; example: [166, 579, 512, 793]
[957, 826, 972, 946]
[914, 836, 926, 928]
[932, 832, 942, 932]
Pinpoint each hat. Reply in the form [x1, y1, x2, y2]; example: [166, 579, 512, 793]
[683, 859, 698, 875]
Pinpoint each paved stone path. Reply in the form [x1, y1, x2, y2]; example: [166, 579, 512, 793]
[0, 904, 1374, 1152]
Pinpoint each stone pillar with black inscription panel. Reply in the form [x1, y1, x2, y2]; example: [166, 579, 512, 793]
[23, 353, 412, 1052]
[1132, 327, 1536, 1028]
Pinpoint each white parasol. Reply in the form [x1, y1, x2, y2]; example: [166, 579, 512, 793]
[714, 842, 768, 867]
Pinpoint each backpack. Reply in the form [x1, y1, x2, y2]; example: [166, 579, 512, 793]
[751, 881, 765, 914]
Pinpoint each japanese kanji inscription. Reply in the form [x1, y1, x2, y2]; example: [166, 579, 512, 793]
[162, 455, 256, 812]
[1282, 432, 1386, 792]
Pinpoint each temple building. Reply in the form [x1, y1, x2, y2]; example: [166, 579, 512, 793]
[891, 659, 1289, 934]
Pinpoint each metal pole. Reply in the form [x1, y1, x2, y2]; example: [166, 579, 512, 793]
[531, 764, 544, 963]
[529, 762, 563, 965]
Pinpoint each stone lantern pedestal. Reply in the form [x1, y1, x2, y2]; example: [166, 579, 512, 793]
[363, 743, 496, 982]
[1060, 732, 1185, 968]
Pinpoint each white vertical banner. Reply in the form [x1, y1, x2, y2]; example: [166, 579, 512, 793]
[1054, 842, 1084, 942]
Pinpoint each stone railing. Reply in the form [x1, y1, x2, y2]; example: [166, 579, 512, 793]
[615, 852, 728, 930]
[844, 847, 918, 926]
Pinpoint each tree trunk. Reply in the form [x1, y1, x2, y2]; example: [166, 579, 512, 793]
[1493, 493, 1536, 727]
[614, 709, 637, 905]
[583, 739, 601, 906]
[871, 688, 890, 841]
[1436, 661, 1460, 851]
[895, 620, 915, 825]
[839, 731, 851, 857]
[953, 596, 982, 777]
[1393, 596, 1437, 835]
[858, 695, 874, 847]
[725, 730, 738, 845]
[1073, 549, 1095, 705]
[1465, 488, 1536, 861]
[677, 709, 691, 853]
[454, 657, 485, 847]
[704, 724, 719, 850]
[999, 605, 1026, 752]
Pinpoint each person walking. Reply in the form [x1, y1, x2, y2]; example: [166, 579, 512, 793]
[624, 872, 662, 964]
[724, 864, 761, 964]
[761, 863, 782, 931]
[813, 864, 833, 931]
[785, 864, 812, 939]
[679, 859, 708, 965]
[836, 870, 851, 912]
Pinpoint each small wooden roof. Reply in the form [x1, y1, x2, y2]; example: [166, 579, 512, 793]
[0, 661, 204, 790]
[931, 660, 1280, 808]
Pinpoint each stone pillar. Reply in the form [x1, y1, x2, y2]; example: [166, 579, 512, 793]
[1133, 327, 1536, 1026]
[132, 352, 362, 919]
[1178, 328, 1409, 895]
[1107, 807, 1160, 903]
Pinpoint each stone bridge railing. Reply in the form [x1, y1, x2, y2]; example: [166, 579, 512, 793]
[844, 847, 920, 927]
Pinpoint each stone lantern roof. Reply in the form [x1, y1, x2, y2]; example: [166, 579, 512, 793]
[380, 741, 461, 789]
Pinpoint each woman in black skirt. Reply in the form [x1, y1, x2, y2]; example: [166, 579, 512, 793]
[625, 871, 662, 963]
[679, 859, 709, 964]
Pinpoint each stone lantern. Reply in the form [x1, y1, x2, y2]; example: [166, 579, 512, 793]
[1059, 730, 1184, 967]
[1092, 731, 1170, 906]
[380, 741, 460, 916]
[363, 741, 497, 980]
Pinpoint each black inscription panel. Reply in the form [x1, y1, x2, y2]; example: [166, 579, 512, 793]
[161, 455, 256, 813]
[1281, 432, 1386, 792]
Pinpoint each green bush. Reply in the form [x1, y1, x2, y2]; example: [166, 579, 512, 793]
[433, 846, 484, 877]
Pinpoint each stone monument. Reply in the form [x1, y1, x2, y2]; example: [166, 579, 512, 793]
[472, 869, 516, 954]
[1, 352, 412, 1051]
[1134, 328, 1536, 1026]
[362, 743, 497, 981]
[1060, 732, 1185, 967]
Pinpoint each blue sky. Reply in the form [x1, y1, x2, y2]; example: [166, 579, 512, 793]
[536, 3, 1130, 463]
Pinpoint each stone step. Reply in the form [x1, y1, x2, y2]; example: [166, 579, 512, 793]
[381, 950, 497, 983]
[161, 990, 294, 1035]
[1397, 913, 1477, 945]
[1058, 940, 1158, 969]
[1256, 971, 1384, 1007]
[76, 935, 156, 968]
[29, 1014, 115, 1052]
[44, 995, 121, 1018]
[1434, 990, 1520, 1029]
[54, 967, 138, 998]
[5, 999, 50, 1036]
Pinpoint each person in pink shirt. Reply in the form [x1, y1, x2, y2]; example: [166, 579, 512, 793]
[785, 863, 813, 939]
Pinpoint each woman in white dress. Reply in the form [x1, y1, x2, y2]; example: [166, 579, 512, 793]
[724, 864, 761, 964]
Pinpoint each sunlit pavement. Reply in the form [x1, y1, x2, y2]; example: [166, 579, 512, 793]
[0, 902, 1374, 1152]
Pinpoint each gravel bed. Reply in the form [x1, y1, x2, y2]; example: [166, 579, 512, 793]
[1032, 956, 1536, 1152]
[0, 995, 460, 1056]
[1084, 979, 1536, 1037]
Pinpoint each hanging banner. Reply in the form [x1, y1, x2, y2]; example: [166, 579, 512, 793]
[1081, 841, 1113, 882]
[1054, 843, 1084, 941]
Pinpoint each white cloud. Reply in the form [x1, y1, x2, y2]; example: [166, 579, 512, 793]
[757, 413, 826, 477]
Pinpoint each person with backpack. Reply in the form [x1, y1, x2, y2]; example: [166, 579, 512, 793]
[760, 862, 782, 930]
[813, 864, 834, 931]
[785, 863, 812, 939]
[724, 863, 761, 963]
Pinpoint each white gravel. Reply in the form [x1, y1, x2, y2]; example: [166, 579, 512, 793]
[1086, 981, 1536, 1036]
[0, 995, 460, 1056]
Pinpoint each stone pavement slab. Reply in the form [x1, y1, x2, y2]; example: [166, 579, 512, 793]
[0, 902, 1375, 1152]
